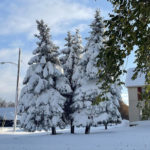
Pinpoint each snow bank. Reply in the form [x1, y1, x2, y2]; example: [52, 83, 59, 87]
[1, 120, 150, 150]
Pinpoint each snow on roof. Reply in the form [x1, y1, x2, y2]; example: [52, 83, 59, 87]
[0, 107, 15, 120]
[125, 68, 145, 87]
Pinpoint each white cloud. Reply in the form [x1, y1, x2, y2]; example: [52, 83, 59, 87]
[0, 48, 18, 63]
[53, 40, 65, 49]
[70, 23, 89, 33]
[10, 40, 25, 48]
[0, 0, 94, 36]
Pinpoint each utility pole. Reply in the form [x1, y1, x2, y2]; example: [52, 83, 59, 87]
[13, 48, 21, 131]
[0, 48, 21, 131]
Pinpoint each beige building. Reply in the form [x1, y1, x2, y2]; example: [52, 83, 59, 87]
[125, 68, 145, 122]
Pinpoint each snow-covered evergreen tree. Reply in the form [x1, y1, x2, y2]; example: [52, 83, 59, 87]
[60, 32, 73, 67]
[72, 10, 121, 134]
[18, 20, 72, 134]
[60, 29, 83, 133]
[93, 82, 122, 130]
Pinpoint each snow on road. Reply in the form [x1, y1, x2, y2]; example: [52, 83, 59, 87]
[0, 120, 150, 150]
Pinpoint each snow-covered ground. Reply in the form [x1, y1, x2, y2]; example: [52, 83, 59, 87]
[0, 120, 150, 150]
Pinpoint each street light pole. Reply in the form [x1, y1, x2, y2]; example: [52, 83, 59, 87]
[0, 49, 21, 131]
[13, 48, 21, 131]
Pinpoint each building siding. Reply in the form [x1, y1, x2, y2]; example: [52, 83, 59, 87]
[128, 87, 141, 122]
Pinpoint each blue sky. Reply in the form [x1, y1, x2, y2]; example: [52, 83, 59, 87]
[0, 0, 136, 104]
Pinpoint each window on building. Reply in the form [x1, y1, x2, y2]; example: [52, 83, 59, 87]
[137, 87, 142, 100]
[137, 87, 146, 101]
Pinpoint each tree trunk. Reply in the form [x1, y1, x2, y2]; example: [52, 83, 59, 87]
[104, 123, 108, 130]
[52, 127, 56, 135]
[71, 125, 75, 134]
[85, 125, 90, 134]
[71, 121, 75, 134]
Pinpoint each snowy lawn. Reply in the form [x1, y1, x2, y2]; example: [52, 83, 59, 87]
[0, 120, 150, 150]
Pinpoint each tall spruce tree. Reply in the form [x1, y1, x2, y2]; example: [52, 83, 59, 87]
[18, 20, 72, 134]
[60, 29, 83, 133]
[60, 32, 73, 68]
[60, 31, 74, 130]
[72, 10, 121, 134]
